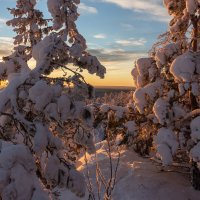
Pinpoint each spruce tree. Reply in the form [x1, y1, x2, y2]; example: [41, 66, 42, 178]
[0, 0, 105, 198]
[131, 0, 200, 189]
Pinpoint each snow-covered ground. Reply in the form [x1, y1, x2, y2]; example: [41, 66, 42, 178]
[60, 141, 200, 200]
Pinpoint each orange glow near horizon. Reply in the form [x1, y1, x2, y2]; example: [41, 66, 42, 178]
[91, 61, 134, 87]
[28, 57, 135, 87]
[1, 55, 135, 87]
[50, 60, 135, 87]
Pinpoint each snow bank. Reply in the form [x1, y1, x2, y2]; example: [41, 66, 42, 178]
[60, 144, 200, 200]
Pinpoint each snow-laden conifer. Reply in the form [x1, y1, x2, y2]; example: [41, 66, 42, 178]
[0, 0, 106, 198]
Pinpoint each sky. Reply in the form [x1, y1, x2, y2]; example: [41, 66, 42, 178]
[0, 0, 170, 87]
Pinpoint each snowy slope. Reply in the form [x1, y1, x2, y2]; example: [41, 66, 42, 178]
[60, 142, 200, 200]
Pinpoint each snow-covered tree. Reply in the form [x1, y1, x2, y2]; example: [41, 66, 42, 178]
[0, 0, 106, 199]
[131, 0, 200, 189]
[7, 0, 51, 48]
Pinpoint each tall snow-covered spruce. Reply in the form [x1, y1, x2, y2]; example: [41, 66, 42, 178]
[131, 0, 200, 189]
[0, 0, 105, 199]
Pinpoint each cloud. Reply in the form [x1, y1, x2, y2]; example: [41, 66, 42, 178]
[0, 18, 6, 24]
[0, 49, 11, 55]
[121, 23, 134, 31]
[0, 17, 7, 28]
[88, 48, 147, 63]
[101, 0, 170, 22]
[0, 37, 13, 58]
[115, 38, 146, 47]
[94, 34, 107, 39]
[78, 3, 98, 14]
[0, 37, 13, 43]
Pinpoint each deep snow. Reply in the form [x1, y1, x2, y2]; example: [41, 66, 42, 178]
[60, 141, 200, 200]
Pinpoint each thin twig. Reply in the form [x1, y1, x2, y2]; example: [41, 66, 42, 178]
[84, 151, 96, 200]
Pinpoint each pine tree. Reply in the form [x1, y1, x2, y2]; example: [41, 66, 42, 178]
[0, 0, 106, 198]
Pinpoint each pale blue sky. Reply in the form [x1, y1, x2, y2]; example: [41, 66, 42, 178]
[0, 0, 169, 86]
